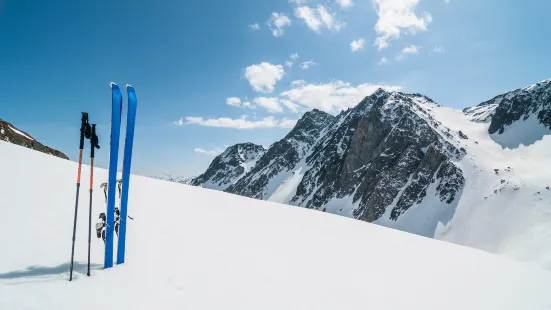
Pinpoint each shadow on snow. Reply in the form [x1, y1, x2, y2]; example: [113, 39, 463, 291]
[0, 262, 103, 279]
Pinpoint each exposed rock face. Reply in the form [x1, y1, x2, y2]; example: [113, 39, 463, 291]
[478, 79, 551, 134]
[0, 119, 68, 160]
[226, 109, 335, 199]
[192, 79, 550, 231]
[191, 143, 266, 190]
[291, 90, 465, 222]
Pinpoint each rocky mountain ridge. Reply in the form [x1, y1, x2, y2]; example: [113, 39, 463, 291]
[0, 119, 68, 159]
[187, 79, 551, 267]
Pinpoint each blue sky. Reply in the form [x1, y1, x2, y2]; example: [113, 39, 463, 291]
[1, 0, 550, 177]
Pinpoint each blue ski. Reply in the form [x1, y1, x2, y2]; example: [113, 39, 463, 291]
[117, 85, 137, 265]
[105, 82, 122, 269]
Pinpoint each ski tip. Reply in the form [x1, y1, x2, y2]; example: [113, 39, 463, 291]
[110, 82, 118, 88]
[126, 84, 133, 89]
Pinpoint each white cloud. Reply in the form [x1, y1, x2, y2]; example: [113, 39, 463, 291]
[244, 62, 285, 93]
[290, 53, 299, 60]
[337, 0, 353, 8]
[253, 97, 285, 113]
[226, 97, 242, 107]
[249, 23, 260, 31]
[373, 0, 433, 50]
[285, 61, 294, 68]
[174, 118, 184, 125]
[289, 0, 309, 3]
[300, 60, 316, 69]
[281, 99, 301, 113]
[350, 39, 365, 52]
[280, 80, 402, 114]
[433, 46, 445, 53]
[194, 147, 225, 156]
[378, 57, 390, 65]
[183, 116, 297, 129]
[445, 0, 450, 3]
[295, 5, 343, 33]
[268, 13, 291, 37]
[279, 119, 299, 128]
[226, 97, 256, 109]
[403, 45, 421, 54]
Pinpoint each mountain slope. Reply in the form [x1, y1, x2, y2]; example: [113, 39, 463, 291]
[0, 119, 68, 159]
[226, 109, 334, 200]
[1, 140, 551, 310]
[190, 143, 266, 190]
[192, 79, 551, 269]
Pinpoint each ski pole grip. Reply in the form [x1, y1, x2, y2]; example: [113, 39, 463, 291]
[80, 112, 89, 148]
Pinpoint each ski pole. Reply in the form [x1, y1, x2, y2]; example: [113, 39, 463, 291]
[87, 124, 100, 277]
[70, 112, 91, 281]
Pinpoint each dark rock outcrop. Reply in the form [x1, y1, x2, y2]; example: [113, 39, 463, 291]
[291, 90, 465, 222]
[478, 79, 551, 134]
[226, 109, 335, 199]
[190, 143, 266, 190]
[0, 119, 68, 159]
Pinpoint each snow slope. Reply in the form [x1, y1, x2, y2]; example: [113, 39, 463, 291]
[1, 140, 551, 309]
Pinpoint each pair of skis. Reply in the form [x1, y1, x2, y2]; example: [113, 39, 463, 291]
[105, 83, 137, 268]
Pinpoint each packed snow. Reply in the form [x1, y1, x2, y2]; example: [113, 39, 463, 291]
[2, 140, 551, 309]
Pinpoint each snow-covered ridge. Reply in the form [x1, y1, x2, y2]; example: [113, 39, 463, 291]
[191, 143, 266, 190]
[153, 174, 195, 185]
[191, 80, 551, 270]
[2, 140, 551, 309]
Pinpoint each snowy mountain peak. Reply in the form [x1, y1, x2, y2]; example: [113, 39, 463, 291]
[190, 79, 551, 271]
[190, 143, 266, 190]
[470, 78, 551, 148]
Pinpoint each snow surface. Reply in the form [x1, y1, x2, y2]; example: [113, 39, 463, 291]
[490, 115, 551, 148]
[8, 124, 34, 141]
[2, 140, 551, 309]
[260, 93, 551, 270]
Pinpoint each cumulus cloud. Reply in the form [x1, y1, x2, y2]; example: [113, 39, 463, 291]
[402, 45, 421, 54]
[249, 23, 260, 31]
[373, 0, 432, 49]
[280, 99, 301, 113]
[285, 61, 294, 68]
[226, 97, 256, 109]
[337, 0, 353, 8]
[300, 60, 316, 69]
[290, 53, 299, 60]
[280, 80, 402, 114]
[244, 62, 285, 93]
[295, 5, 343, 33]
[253, 97, 285, 113]
[268, 13, 291, 37]
[350, 39, 365, 52]
[182, 116, 297, 129]
[194, 147, 225, 156]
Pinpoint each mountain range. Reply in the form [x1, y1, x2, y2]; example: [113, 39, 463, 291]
[190, 78, 551, 267]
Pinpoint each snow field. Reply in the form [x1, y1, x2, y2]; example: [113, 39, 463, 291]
[1, 140, 551, 309]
